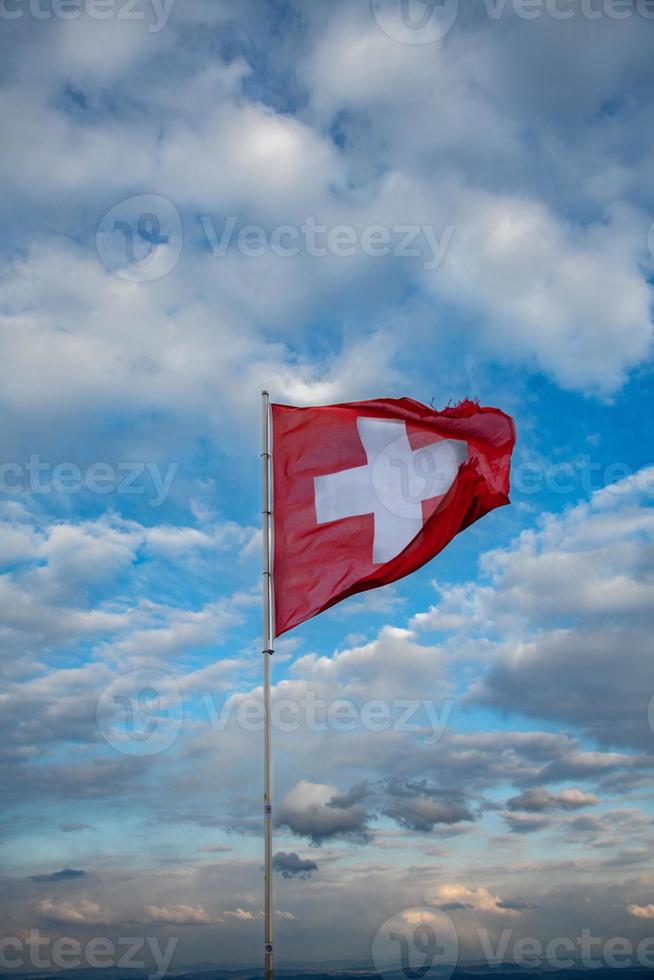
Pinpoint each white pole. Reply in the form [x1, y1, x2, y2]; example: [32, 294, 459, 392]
[261, 391, 274, 980]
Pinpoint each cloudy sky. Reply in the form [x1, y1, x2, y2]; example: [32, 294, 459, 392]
[1, 0, 654, 972]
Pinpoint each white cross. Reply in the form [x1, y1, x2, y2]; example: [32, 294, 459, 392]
[314, 417, 468, 564]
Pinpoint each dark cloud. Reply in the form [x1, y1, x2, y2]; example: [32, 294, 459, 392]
[328, 781, 369, 810]
[397, 730, 598, 793]
[473, 628, 654, 750]
[277, 776, 477, 844]
[272, 852, 318, 879]
[498, 899, 540, 911]
[466, 489, 654, 752]
[383, 778, 474, 833]
[29, 868, 85, 883]
[277, 780, 372, 845]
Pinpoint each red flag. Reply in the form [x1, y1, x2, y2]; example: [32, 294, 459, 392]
[272, 397, 515, 636]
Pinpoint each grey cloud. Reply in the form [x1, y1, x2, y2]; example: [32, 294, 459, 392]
[383, 779, 474, 833]
[272, 852, 318, 879]
[474, 627, 654, 751]
[277, 780, 372, 845]
[460, 479, 654, 751]
[411, 730, 621, 793]
[506, 788, 598, 813]
[276, 776, 475, 844]
[563, 807, 653, 845]
[328, 781, 369, 809]
[4, 755, 152, 805]
[501, 811, 552, 835]
[538, 749, 654, 787]
[565, 815, 604, 834]
[29, 867, 85, 883]
[497, 899, 540, 911]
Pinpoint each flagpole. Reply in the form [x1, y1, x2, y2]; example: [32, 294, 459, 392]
[261, 390, 274, 980]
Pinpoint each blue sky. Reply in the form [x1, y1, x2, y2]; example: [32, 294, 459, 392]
[1, 0, 654, 972]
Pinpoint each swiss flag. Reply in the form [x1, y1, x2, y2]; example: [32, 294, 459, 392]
[272, 397, 516, 636]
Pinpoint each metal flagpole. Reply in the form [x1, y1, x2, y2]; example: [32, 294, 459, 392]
[261, 391, 274, 980]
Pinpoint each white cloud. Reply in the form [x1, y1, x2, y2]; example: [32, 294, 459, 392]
[144, 903, 218, 925]
[38, 899, 112, 926]
[224, 907, 261, 921]
[158, 98, 343, 217]
[302, 6, 654, 394]
[428, 192, 652, 394]
[627, 903, 654, 920]
[289, 625, 450, 704]
[431, 883, 520, 917]
[2, 4, 654, 961]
